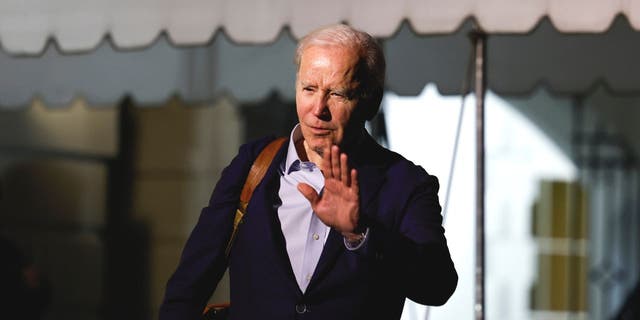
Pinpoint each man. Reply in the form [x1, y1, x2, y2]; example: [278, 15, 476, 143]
[160, 24, 457, 319]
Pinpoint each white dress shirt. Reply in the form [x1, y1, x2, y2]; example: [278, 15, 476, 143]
[277, 125, 329, 292]
[277, 125, 368, 293]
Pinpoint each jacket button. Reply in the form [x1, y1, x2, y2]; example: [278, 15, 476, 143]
[295, 303, 308, 314]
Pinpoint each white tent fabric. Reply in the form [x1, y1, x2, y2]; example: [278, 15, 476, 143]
[386, 18, 640, 96]
[2, 0, 640, 55]
[3, 18, 640, 107]
[0, 32, 298, 106]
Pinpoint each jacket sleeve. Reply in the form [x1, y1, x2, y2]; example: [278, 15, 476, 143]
[366, 168, 458, 306]
[159, 137, 274, 320]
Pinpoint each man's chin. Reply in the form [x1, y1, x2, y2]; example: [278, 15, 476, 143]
[312, 145, 325, 157]
[306, 139, 333, 157]
[304, 134, 341, 156]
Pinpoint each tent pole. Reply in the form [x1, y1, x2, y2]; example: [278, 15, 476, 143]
[471, 29, 487, 320]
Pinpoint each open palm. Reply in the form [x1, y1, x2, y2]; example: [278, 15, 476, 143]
[297, 145, 360, 236]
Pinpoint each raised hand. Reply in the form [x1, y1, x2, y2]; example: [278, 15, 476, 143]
[297, 145, 360, 237]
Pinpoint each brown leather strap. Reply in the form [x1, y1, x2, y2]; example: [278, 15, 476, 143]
[240, 137, 287, 204]
[224, 137, 286, 257]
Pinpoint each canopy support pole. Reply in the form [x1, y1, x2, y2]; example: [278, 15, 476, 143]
[471, 29, 487, 320]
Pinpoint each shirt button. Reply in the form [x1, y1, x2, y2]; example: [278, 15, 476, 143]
[313, 233, 319, 240]
[295, 303, 308, 314]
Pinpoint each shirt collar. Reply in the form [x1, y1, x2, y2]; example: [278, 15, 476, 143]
[283, 125, 375, 174]
[283, 124, 306, 175]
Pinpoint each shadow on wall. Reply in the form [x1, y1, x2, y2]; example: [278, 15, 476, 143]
[0, 97, 150, 320]
[240, 91, 298, 141]
[0, 157, 150, 320]
[0, 234, 51, 320]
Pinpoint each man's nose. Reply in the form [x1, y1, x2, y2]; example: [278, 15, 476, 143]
[311, 95, 331, 120]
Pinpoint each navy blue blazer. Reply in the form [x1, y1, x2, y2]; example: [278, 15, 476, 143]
[160, 134, 457, 320]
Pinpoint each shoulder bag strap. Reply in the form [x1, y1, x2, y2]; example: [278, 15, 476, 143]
[224, 137, 286, 256]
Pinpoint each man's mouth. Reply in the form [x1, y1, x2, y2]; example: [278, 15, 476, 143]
[309, 125, 332, 135]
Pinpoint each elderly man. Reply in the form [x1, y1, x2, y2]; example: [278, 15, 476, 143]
[160, 24, 457, 319]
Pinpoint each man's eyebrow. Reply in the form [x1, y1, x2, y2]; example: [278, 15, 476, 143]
[299, 81, 316, 88]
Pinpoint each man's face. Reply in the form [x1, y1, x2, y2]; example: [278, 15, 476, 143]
[296, 45, 363, 157]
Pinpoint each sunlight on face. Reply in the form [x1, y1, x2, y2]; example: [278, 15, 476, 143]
[295, 45, 362, 159]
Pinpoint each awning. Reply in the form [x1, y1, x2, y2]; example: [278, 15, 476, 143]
[2, 1, 640, 107]
[3, 0, 640, 54]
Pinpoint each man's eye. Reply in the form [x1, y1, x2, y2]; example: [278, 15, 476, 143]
[331, 92, 348, 100]
[303, 87, 314, 92]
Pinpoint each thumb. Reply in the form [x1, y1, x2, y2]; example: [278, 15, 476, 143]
[297, 183, 319, 205]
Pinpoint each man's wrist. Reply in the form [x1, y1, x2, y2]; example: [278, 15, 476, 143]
[343, 227, 370, 251]
[343, 231, 364, 242]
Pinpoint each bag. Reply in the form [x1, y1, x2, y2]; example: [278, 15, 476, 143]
[202, 137, 286, 319]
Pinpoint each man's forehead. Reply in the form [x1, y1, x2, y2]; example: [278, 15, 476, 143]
[301, 44, 358, 60]
[300, 47, 360, 73]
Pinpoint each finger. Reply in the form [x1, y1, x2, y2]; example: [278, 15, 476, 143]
[297, 183, 319, 206]
[351, 169, 359, 195]
[321, 146, 332, 178]
[331, 145, 341, 179]
[340, 153, 349, 186]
